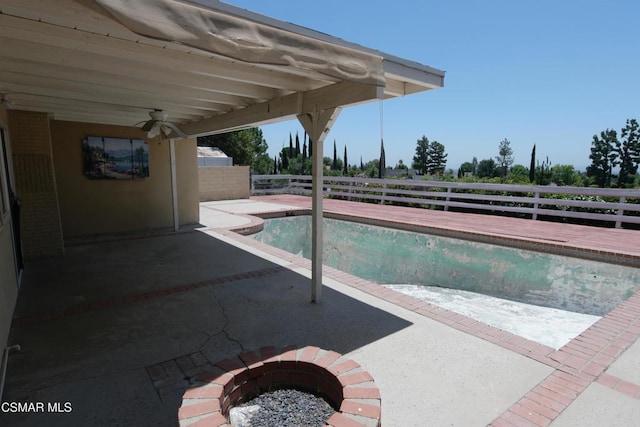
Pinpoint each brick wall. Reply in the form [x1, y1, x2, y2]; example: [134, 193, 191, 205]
[8, 111, 64, 258]
[199, 166, 250, 201]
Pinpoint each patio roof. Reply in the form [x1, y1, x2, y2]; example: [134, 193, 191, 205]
[0, 0, 445, 302]
[0, 0, 445, 136]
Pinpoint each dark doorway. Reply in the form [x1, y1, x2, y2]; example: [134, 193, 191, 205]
[1, 126, 22, 285]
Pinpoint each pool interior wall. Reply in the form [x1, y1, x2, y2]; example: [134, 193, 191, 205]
[252, 215, 639, 317]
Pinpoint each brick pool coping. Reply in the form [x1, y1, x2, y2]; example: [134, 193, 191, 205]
[178, 346, 381, 427]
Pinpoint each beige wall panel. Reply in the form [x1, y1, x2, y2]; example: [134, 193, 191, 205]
[50, 121, 198, 238]
[175, 138, 199, 225]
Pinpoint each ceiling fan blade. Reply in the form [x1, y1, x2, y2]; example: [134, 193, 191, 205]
[141, 120, 156, 132]
[163, 121, 188, 138]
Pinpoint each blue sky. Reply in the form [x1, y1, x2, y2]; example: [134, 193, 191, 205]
[226, 0, 640, 171]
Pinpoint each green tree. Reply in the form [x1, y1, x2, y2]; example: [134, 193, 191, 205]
[535, 157, 553, 185]
[395, 159, 408, 170]
[587, 129, 618, 187]
[332, 140, 338, 171]
[506, 164, 530, 184]
[323, 156, 332, 169]
[616, 119, 640, 187]
[476, 158, 497, 179]
[551, 164, 581, 186]
[288, 133, 294, 159]
[458, 162, 475, 178]
[495, 138, 514, 179]
[412, 135, 430, 175]
[198, 127, 271, 174]
[343, 145, 348, 175]
[324, 155, 342, 175]
[295, 133, 301, 156]
[287, 156, 302, 175]
[364, 159, 379, 178]
[279, 146, 289, 171]
[529, 144, 536, 183]
[426, 141, 447, 175]
[301, 140, 308, 174]
[379, 139, 386, 178]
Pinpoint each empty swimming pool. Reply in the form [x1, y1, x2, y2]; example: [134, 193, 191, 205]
[251, 215, 639, 348]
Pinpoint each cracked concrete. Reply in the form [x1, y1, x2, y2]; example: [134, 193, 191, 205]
[204, 286, 245, 354]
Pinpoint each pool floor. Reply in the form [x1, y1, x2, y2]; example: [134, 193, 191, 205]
[384, 284, 601, 349]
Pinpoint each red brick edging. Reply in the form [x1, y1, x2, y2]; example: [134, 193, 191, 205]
[178, 346, 381, 427]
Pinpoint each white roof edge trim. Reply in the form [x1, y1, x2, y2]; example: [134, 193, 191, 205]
[383, 61, 445, 89]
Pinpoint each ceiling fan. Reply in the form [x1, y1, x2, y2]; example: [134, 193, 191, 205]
[140, 110, 187, 139]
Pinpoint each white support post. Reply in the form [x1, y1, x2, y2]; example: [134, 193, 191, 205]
[444, 187, 452, 211]
[532, 191, 540, 221]
[298, 108, 341, 303]
[616, 196, 626, 229]
[169, 139, 179, 232]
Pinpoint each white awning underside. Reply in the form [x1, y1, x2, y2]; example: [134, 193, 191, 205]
[0, 0, 444, 136]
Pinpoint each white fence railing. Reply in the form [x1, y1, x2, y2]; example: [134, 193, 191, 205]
[251, 174, 640, 229]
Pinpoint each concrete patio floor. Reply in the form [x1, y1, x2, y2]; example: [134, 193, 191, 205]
[2, 197, 640, 426]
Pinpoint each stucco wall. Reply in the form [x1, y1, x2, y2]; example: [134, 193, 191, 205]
[0, 109, 18, 350]
[175, 139, 199, 226]
[50, 121, 198, 238]
[199, 166, 249, 201]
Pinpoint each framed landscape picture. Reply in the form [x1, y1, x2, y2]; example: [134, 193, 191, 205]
[82, 136, 149, 179]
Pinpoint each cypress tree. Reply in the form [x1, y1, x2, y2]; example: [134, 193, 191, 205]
[288, 133, 293, 159]
[378, 139, 386, 178]
[529, 144, 536, 183]
[343, 145, 348, 175]
[281, 144, 289, 170]
[302, 141, 307, 174]
[332, 140, 338, 170]
[295, 132, 301, 156]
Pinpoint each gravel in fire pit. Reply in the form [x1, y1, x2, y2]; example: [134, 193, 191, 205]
[236, 389, 336, 426]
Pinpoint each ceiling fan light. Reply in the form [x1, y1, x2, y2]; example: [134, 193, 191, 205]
[146, 122, 161, 138]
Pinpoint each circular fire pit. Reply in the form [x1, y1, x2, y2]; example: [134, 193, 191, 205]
[178, 346, 381, 427]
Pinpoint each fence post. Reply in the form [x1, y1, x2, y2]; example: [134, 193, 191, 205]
[615, 196, 626, 229]
[380, 183, 387, 205]
[532, 190, 540, 220]
[444, 187, 452, 212]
